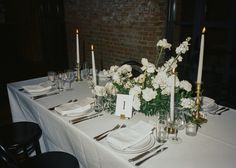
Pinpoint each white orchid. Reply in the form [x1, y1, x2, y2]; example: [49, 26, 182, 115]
[156, 38, 172, 49]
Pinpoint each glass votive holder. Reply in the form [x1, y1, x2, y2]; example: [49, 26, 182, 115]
[185, 122, 198, 136]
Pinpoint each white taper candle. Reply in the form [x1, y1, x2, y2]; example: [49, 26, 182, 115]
[170, 69, 175, 122]
[91, 45, 97, 85]
[197, 27, 206, 83]
[76, 29, 80, 64]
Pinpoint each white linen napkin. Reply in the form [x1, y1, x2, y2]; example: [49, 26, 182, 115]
[55, 98, 93, 116]
[22, 82, 52, 93]
[107, 121, 153, 150]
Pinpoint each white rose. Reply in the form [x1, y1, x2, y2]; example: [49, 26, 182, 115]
[112, 72, 120, 83]
[105, 82, 117, 95]
[129, 85, 142, 96]
[180, 98, 195, 109]
[94, 85, 107, 96]
[142, 88, 157, 101]
[180, 80, 192, 92]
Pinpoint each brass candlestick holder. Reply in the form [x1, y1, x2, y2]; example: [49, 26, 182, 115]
[193, 82, 207, 124]
[76, 63, 81, 81]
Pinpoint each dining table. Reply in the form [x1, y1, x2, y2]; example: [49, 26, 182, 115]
[7, 76, 236, 168]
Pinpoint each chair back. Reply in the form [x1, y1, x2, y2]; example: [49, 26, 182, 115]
[0, 145, 19, 168]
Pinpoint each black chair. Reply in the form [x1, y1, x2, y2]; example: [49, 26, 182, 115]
[121, 60, 142, 77]
[0, 144, 80, 168]
[0, 121, 42, 161]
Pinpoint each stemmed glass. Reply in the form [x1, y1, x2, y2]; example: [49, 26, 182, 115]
[82, 62, 90, 80]
[65, 70, 75, 90]
[175, 109, 186, 131]
[47, 71, 56, 86]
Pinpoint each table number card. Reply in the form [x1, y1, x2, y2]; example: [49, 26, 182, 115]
[115, 94, 133, 118]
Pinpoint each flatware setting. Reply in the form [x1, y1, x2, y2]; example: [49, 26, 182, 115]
[95, 124, 126, 141]
[128, 144, 163, 162]
[32, 91, 60, 100]
[93, 124, 123, 141]
[216, 108, 229, 115]
[48, 99, 78, 110]
[135, 147, 168, 166]
[211, 106, 230, 115]
[69, 113, 103, 124]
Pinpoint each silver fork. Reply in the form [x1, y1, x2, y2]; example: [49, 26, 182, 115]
[95, 124, 126, 141]
[48, 99, 77, 110]
[93, 124, 120, 140]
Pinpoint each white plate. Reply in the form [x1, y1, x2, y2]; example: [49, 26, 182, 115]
[23, 81, 53, 93]
[54, 98, 94, 117]
[108, 134, 155, 154]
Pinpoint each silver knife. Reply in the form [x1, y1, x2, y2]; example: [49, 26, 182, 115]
[128, 144, 163, 162]
[32, 92, 59, 100]
[135, 147, 168, 166]
[71, 114, 103, 124]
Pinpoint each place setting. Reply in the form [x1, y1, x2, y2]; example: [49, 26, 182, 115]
[92, 120, 168, 166]
[18, 80, 59, 100]
[201, 96, 230, 115]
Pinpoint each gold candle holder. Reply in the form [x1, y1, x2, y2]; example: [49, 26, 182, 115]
[77, 63, 81, 81]
[194, 82, 207, 124]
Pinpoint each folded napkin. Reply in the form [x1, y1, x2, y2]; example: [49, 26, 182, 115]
[107, 121, 153, 150]
[200, 96, 218, 112]
[22, 82, 52, 93]
[55, 98, 93, 116]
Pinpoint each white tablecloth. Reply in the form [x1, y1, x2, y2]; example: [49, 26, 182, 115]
[7, 77, 236, 168]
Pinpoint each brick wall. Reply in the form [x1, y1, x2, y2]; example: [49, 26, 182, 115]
[64, 0, 168, 70]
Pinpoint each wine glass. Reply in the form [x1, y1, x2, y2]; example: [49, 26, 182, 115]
[168, 121, 183, 144]
[82, 62, 90, 80]
[47, 71, 56, 85]
[65, 70, 75, 90]
[175, 109, 186, 131]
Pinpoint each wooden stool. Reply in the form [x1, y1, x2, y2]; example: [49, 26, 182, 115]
[0, 121, 42, 161]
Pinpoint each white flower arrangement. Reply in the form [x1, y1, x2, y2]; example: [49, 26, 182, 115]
[94, 37, 195, 117]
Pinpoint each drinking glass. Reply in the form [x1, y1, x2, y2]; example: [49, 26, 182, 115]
[48, 71, 56, 84]
[175, 109, 186, 131]
[65, 70, 75, 90]
[185, 122, 198, 136]
[156, 119, 167, 143]
[82, 62, 90, 80]
[94, 95, 104, 112]
[168, 122, 182, 144]
[56, 73, 65, 91]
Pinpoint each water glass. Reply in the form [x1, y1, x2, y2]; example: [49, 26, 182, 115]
[48, 71, 56, 83]
[65, 69, 75, 90]
[156, 119, 167, 143]
[94, 96, 103, 112]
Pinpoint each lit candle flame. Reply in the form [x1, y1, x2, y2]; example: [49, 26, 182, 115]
[76, 29, 79, 34]
[91, 44, 94, 50]
[202, 27, 206, 33]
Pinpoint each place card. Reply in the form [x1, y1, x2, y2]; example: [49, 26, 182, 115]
[115, 94, 133, 118]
